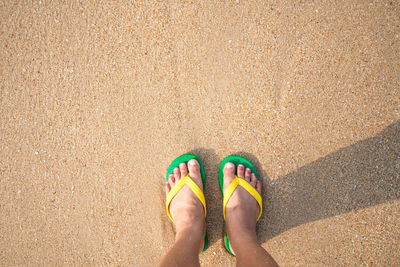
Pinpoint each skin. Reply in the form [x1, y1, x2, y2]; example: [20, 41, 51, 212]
[159, 159, 279, 267]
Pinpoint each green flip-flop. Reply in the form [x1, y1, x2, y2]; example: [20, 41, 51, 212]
[165, 154, 209, 253]
[218, 155, 263, 255]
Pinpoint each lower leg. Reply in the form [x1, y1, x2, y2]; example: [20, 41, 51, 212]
[159, 227, 203, 267]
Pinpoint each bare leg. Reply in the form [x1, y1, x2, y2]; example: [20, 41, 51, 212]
[159, 159, 206, 267]
[223, 162, 279, 267]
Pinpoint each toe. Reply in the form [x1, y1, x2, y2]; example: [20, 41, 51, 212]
[179, 162, 188, 178]
[223, 162, 236, 193]
[174, 167, 181, 181]
[237, 164, 245, 178]
[188, 159, 203, 190]
[168, 174, 175, 187]
[245, 168, 251, 182]
[250, 173, 257, 187]
[165, 183, 171, 196]
[256, 180, 262, 194]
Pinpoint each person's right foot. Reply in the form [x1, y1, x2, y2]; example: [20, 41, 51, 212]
[223, 162, 262, 255]
[165, 159, 206, 254]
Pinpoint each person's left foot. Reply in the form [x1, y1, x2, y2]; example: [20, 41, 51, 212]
[223, 162, 261, 255]
[165, 159, 206, 253]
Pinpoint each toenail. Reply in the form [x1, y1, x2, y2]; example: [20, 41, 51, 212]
[225, 162, 234, 168]
[188, 159, 197, 166]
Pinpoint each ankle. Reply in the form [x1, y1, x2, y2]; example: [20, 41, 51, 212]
[175, 220, 204, 236]
[226, 208, 257, 234]
[175, 210, 205, 237]
[228, 226, 257, 243]
[229, 232, 259, 256]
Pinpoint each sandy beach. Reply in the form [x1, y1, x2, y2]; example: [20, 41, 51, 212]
[1, 1, 399, 266]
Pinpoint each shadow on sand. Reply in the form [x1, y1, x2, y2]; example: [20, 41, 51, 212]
[189, 120, 399, 247]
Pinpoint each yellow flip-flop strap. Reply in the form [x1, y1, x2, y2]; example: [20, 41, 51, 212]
[166, 174, 206, 222]
[223, 176, 262, 221]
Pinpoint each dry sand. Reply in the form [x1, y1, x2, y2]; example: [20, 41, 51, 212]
[1, 1, 399, 266]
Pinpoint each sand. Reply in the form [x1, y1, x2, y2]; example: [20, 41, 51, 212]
[1, 0, 399, 266]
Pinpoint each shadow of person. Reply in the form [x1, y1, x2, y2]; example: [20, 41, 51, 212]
[236, 119, 399, 243]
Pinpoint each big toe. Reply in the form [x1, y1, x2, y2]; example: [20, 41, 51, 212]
[223, 162, 236, 192]
[188, 159, 203, 190]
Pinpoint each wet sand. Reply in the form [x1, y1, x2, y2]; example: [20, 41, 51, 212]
[1, 1, 399, 266]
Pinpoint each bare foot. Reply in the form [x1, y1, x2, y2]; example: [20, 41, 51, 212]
[165, 159, 206, 253]
[223, 162, 262, 255]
